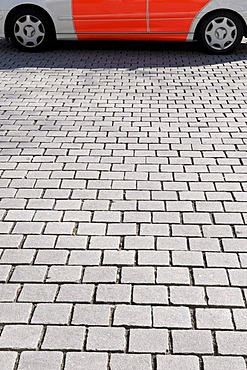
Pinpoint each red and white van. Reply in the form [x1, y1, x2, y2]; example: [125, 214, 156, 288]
[0, 0, 247, 53]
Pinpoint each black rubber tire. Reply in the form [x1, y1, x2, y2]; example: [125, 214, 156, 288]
[198, 11, 244, 54]
[8, 7, 55, 52]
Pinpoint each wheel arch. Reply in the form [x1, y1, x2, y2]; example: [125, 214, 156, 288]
[4, 4, 56, 40]
[194, 8, 247, 41]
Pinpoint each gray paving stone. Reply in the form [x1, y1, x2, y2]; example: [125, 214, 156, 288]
[46, 266, 82, 283]
[18, 351, 63, 370]
[87, 327, 126, 351]
[0, 265, 12, 282]
[56, 284, 94, 303]
[0, 325, 43, 349]
[124, 236, 155, 250]
[18, 284, 58, 302]
[207, 287, 245, 307]
[157, 355, 200, 370]
[216, 331, 247, 355]
[83, 266, 117, 283]
[193, 268, 229, 286]
[35, 250, 69, 265]
[157, 267, 190, 285]
[0, 352, 18, 370]
[129, 329, 168, 353]
[114, 305, 152, 327]
[0, 284, 19, 302]
[97, 284, 131, 303]
[42, 326, 86, 350]
[110, 354, 152, 370]
[32, 303, 72, 324]
[153, 307, 192, 328]
[133, 285, 168, 305]
[173, 330, 214, 354]
[11, 266, 47, 283]
[233, 309, 247, 330]
[121, 267, 155, 284]
[203, 356, 246, 370]
[72, 304, 111, 326]
[0, 249, 35, 264]
[65, 353, 108, 370]
[196, 308, 234, 329]
[56, 235, 87, 249]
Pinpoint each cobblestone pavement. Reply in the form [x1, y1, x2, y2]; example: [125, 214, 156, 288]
[0, 38, 247, 369]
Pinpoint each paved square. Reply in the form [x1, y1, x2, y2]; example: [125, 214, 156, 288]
[0, 39, 247, 369]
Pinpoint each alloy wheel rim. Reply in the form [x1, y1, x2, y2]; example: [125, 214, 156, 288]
[205, 17, 237, 51]
[14, 15, 45, 48]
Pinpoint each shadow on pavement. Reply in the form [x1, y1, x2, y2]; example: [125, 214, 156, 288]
[0, 39, 247, 70]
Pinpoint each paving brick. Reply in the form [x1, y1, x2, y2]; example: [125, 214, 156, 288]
[11, 266, 47, 283]
[0, 325, 43, 349]
[103, 250, 135, 266]
[138, 251, 169, 266]
[35, 250, 69, 265]
[56, 235, 87, 249]
[133, 285, 168, 305]
[18, 352, 63, 370]
[87, 327, 126, 351]
[203, 356, 246, 370]
[170, 286, 206, 306]
[24, 235, 56, 249]
[90, 236, 120, 249]
[193, 268, 229, 286]
[206, 252, 240, 268]
[114, 305, 152, 327]
[172, 330, 214, 354]
[0, 284, 19, 302]
[97, 284, 131, 303]
[72, 304, 111, 326]
[19, 284, 58, 302]
[65, 353, 108, 370]
[0, 352, 18, 370]
[233, 309, 247, 330]
[121, 267, 155, 284]
[46, 266, 82, 283]
[153, 306, 192, 328]
[216, 331, 247, 355]
[157, 355, 200, 370]
[228, 269, 247, 286]
[69, 250, 101, 265]
[42, 326, 86, 350]
[110, 354, 152, 370]
[125, 236, 155, 250]
[129, 329, 168, 353]
[207, 287, 244, 307]
[172, 251, 204, 267]
[32, 303, 72, 324]
[157, 237, 187, 251]
[196, 308, 233, 329]
[157, 267, 190, 285]
[56, 284, 94, 303]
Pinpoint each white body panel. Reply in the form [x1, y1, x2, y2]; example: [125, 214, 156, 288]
[187, 0, 247, 41]
[0, 0, 247, 41]
[0, 0, 76, 39]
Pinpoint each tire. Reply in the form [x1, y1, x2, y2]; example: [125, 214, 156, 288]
[8, 7, 55, 52]
[198, 11, 244, 54]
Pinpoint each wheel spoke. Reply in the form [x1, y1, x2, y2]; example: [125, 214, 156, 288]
[14, 14, 45, 48]
[204, 16, 238, 51]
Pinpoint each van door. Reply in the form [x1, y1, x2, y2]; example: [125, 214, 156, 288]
[72, 0, 147, 34]
[148, 0, 210, 39]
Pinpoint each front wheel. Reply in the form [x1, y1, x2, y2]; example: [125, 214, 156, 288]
[198, 11, 244, 54]
[8, 8, 55, 51]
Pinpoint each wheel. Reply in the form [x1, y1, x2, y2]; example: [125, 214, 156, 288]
[8, 7, 55, 51]
[198, 11, 244, 54]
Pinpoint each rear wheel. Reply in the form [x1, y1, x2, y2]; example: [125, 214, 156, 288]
[198, 11, 244, 54]
[8, 7, 55, 51]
